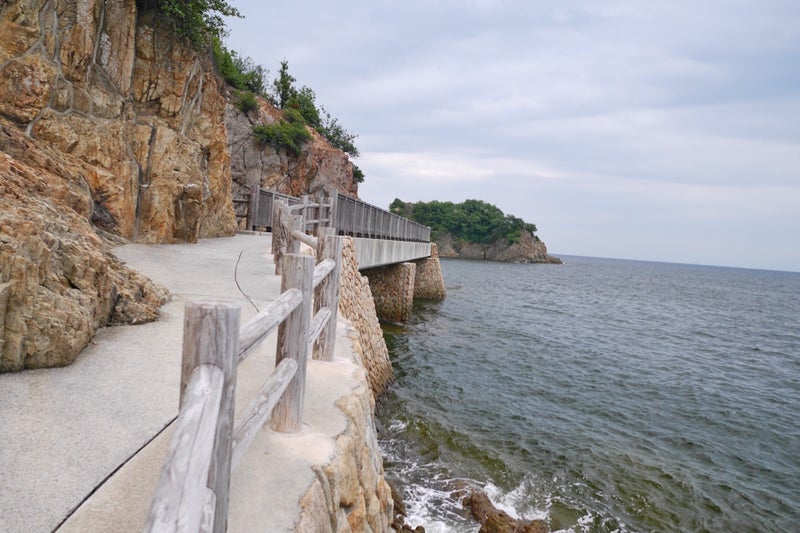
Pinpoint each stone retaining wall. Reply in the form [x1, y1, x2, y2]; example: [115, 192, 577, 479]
[413, 243, 446, 300]
[337, 237, 394, 399]
[362, 263, 417, 323]
[293, 380, 394, 533]
[289, 236, 396, 532]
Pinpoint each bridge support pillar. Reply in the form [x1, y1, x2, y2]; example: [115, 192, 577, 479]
[362, 262, 416, 323]
[412, 243, 446, 300]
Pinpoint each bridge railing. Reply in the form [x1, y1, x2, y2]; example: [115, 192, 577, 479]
[144, 228, 344, 532]
[245, 188, 430, 243]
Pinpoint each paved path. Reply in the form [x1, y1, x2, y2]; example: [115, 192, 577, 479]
[0, 234, 282, 533]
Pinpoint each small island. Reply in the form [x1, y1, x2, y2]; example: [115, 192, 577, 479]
[390, 198, 562, 264]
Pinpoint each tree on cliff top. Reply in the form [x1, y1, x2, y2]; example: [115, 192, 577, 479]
[139, 0, 242, 49]
[395, 198, 538, 244]
[265, 60, 362, 180]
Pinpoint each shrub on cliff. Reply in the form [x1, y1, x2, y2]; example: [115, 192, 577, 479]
[271, 61, 362, 159]
[139, 0, 242, 49]
[233, 90, 258, 114]
[211, 38, 267, 95]
[252, 108, 311, 156]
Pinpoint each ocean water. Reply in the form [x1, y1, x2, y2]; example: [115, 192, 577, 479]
[377, 256, 800, 533]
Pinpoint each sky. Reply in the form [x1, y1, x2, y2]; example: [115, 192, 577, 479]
[223, 1, 800, 271]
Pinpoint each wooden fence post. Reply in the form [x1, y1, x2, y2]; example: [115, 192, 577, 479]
[272, 201, 289, 275]
[328, 189, 338, 234]
[314, 191, 325, 236]
[314, 229, 343, 362]
[248, 184, 259, 231]
[180, 302, 240, 533]
[288, 213, 303, 254]
[272, 253, 314, 433]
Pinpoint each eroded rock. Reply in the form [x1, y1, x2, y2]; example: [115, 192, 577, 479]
[463, 490, 548, 533]
[0, 150, 168, 371]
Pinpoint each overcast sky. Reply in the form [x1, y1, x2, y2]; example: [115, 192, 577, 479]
[223, 1, 800, 271]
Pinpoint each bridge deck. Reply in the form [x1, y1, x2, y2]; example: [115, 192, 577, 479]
[353, 237, 432, 269]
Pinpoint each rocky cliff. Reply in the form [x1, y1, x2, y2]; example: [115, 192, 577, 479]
[436, 230, 562, 264]
[226, 100, 358, 208]
[0, 0, 359, 371]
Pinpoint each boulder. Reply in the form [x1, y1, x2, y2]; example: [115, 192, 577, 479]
[0, 149, 168, 371]
[463, 490, 548, 533]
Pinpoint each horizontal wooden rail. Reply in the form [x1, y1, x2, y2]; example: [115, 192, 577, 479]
[307, 307, 331, 347]
[312, 259, 335, 289]
[144, 365, 223, 532]
[290, 229, 318, 249]
[238, 288, 302, 365]
[148, 216, 345, 532]
[230, 358, 298, 468]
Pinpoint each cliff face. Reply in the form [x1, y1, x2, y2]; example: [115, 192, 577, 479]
[0, 0, 237, 242]
[0, 0, 358, 371]
[437, 230, 562, 264]
[226, 101, 358, 207]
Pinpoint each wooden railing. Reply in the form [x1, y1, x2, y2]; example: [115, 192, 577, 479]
[245, 188, 430, 243]
[144, 223, 344, 532]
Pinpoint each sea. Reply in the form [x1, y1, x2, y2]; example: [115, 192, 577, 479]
[376, 255, 800, 533]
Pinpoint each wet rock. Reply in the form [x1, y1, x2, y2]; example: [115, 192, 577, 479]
[463, 490, 548, 533]
[389, 481, 426, 532]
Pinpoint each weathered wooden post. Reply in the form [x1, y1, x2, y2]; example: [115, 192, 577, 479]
[272, 200, 290, 275]
[300, 194, 309, 233]
[272, 253, 314, 433]
[314, 229, 343, 362]
[314, 191, 326, 236]
[247, 184, 260, 230]
[288, 213, 303, 255]
[328, 189, 339, 234]
[179, 302, 240, 533]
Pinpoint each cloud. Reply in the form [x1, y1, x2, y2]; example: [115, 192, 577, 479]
[224, 0, 800, 270]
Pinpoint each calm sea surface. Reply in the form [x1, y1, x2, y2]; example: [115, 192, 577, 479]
[377, 256, 800, 533]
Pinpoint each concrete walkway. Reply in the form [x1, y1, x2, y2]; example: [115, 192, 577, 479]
[0, 233, 358, 532]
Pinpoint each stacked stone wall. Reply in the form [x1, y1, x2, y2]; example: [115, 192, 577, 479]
[413, 243, 446, 299]
[293, 381, 394, 533]
[362, 263, 416, 323]
[289, 236, 397, 531]
[337, 237, 394, 399]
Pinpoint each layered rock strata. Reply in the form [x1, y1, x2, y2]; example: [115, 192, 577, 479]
[0, 145, 168, 371]
[293, 379, 394, 532]
[0, 0, 237, 243]
[0, 0, 237, 370]
[0, 0, 360, 371]
[226, 101, 358, 209]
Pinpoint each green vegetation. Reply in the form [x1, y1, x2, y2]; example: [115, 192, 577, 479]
[212, 38, 267, 94]
[288, 86, 322, 129]
[252, 108, 311, 156]
[273, 60, 297, 109]
[391, 199, 537, 244]
[271, 61, 360, 157]
[152, 0, 364, 179]
[233, 90, 257, 113]
[255, 60, 363, 178]
[352, 164, 365, 184]
[141, 0, 242, 49]
[318, 108, 360, 157]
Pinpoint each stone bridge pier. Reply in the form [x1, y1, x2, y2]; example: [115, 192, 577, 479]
[362, 244, 446, 323]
